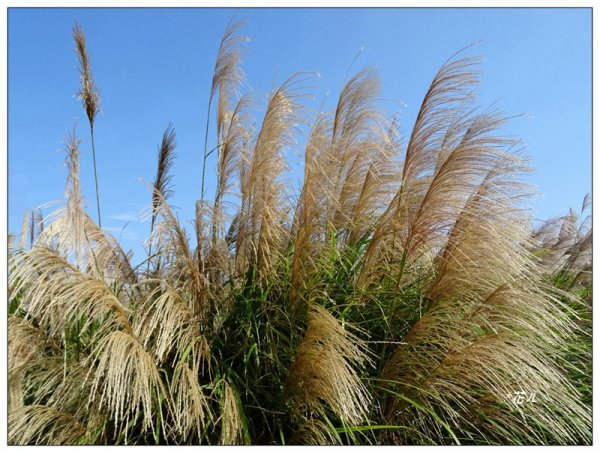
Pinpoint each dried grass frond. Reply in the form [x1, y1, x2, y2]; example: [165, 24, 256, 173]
[285, 304, 372, 424]
[8, 320, 78, 416]
[290, 418, 339, 445]
[400, 54, 480, 196]
[237, 73, 312, 278]
[135, 282, 209, 370]
[210, 18, 248, 138]
[62, 130, 85, 264]
[212, 95, 253, 247]
[328, 67, 391, 235]
[33, 129, 131, 283]
[8, 316, 61, 411]
[152, 123, 177, 229]
[25, 208, 44, 248]
[531, 198, 592, 282]
[347, 119, 402, 245]
[150, 190, 208, 309]
[90, 330, 166, 434]
[9, 370, 24, 412]
[201, 18, 248, 200]
[8, 315, 60, 372]
[404, 113, 519, 258]
[54, 365, 97, 417]
[82, 213, 137, 285]
[289, 115, 331, 308]
[9, 246, 131, 338]
[73, 22, 101, 127]
[429, 156, 532, 302]
[21, 356, 102, 432]
[382, 285, 590, 444]
[169, 361, 211, 441]
[360, 54, 482, 285]
[381, 157, 590, 444]
[219, 380, 247, 445]
[9, 405, 87, 445]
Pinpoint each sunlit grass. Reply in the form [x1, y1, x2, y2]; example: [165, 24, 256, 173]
[8, 19, 591, 445]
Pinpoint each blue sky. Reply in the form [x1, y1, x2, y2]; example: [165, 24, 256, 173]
[8, 8, 592, 264]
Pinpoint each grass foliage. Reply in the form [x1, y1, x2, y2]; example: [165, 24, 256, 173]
[8, 20, 592, 445]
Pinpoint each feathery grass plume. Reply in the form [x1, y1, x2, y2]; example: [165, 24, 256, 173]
[8, 369, 24, 413]
[530, 197, 592, 417]
[237, 73, 312, 279]
[169, 361, 211, 442]
[25, 359, 99, 424]
[194, 199, 209, 273]
[8, 315, 61, 378]
[289, 419, 339, 445]
[360, 54, 481, 286]
[8, 315, 61, 412]
[18, 355, 109, 445]
[347, 118, 402, 245]
[80, 213, 137, 286]
[380, 157, 591, 444]
[148, 124, 177, 275]
[64, 130, 85, 267]
[73, 22, 100, 128]
[211, 95, 253, 260]
[381, 287, 591, 444]
[73, 22, 102, 228]
[150, 190, 208, 315]
[35, 208, 44, 236]
[152, 123, 177, 231]
[327, 67, 395, 239]
[37, 210, 136, 287]
[289, 115, 331, 308]
[219, 380, 248, 445]
[134, 283, 209, 369]
[9, 405, 88, 445]
[534, 211, 578, 271]
[532, 196, 592, 285]
[9, 246, 131, 339]
[90, 330, 166, 436]
[428, 156, 532, 302]
[201, 18, 247, 199]
[9, 314, 74, 417]
[285, 304, 373, 426]
[233, 121, 253, 273]
[36, 130, 86, 268]
[213, 19, 248, 139]
[18, 359, 65, 419]
[403, 111, 519, 265]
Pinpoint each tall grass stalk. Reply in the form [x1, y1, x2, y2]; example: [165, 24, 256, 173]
[73, 22, 102, 228]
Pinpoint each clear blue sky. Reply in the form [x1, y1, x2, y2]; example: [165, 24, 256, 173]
[8, 8, 592, 264]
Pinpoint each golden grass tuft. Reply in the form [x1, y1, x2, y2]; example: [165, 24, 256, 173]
[90, 330, 165, 434]
[285, 304, 373, 425]
[9, 405, 88, 445]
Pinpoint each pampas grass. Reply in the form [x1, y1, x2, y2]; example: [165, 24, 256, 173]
[73, 22, 102, 228]
[8, 20, 591, 446]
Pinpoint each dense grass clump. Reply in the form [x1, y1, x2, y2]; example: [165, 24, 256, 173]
[8, 20, 592, 445]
